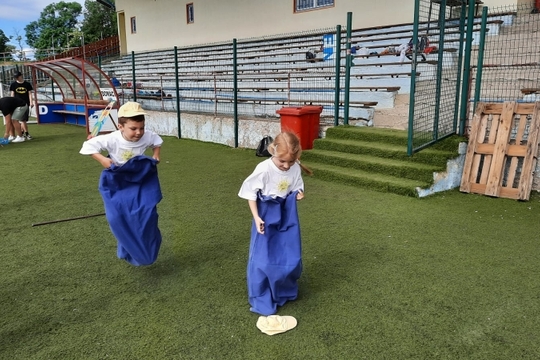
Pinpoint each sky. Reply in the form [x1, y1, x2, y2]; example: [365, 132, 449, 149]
[0, 0, 85, 54]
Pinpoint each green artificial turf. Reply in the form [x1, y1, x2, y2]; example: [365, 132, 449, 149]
[1, 124, 540, 359]
[302, 149, 441, 183]
[306, 126, 463, 196]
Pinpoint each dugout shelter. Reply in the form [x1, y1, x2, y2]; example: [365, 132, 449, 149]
[28, 57, 120, 135]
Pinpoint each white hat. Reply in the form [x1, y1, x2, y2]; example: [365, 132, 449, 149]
[118, 102, 146, 117]
[256, 315, 297, 335]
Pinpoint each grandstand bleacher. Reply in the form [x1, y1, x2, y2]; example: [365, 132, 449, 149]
[53, 12, 515, 127]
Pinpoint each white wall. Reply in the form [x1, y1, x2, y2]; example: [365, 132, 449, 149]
[144, 110, 281, 149]
[115, 0, 519, 53]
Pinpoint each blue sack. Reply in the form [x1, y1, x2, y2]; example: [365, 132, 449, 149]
[247, 190, 302, 315]
[99, 156, 162, 266]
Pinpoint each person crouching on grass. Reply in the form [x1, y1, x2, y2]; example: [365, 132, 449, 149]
[0, 96, 28, 143]
[79, 102, 164, 266]
[238, 131, 312, 316]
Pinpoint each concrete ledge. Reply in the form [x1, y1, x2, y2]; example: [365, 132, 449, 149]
[144, 110, 280, 149]
[416, 142, 467, 197]
[144, 109, 540, 194]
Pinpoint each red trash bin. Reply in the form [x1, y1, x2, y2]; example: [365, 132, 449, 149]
[276, 106, 323, 150]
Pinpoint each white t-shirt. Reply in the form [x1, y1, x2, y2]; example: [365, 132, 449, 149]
[238, 158, 304, 201]
[80, 130, 163, 166]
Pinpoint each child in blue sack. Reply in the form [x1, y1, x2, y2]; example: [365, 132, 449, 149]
[238, 132, 312, 316]
[80, 102, 164, 266]
[80, 101, 162, 168]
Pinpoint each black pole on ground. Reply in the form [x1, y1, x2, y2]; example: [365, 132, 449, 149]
[32, 213, 106, 227]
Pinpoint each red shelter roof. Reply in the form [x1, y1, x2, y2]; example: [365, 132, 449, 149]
[28, 57, 119, 103]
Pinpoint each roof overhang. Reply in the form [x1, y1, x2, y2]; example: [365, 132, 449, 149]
[28, 57, 119, 102]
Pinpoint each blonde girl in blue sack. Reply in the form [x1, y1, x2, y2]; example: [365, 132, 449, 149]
[238, 132, 312, 315]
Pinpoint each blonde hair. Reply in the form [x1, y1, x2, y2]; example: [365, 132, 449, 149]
[269, 132, 313, 175]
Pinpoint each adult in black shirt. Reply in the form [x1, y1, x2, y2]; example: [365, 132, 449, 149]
[10, 71, 34, 139]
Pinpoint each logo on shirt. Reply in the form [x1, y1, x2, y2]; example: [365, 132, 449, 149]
[14, 87, 28, 94]
[277, 178, 290, 193]
[120, 149, 135, 162]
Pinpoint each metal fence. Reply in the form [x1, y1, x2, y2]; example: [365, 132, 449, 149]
[409, 0, 539, 154]
[3, 22, 382, 148]
[5, 12, 422, 144]
[468, 3, 540, 128]
[408, 0, 467, 154]
[3, 4, 539, 152]
[99, 27, 349, 122]
[1, 25, 363, 146]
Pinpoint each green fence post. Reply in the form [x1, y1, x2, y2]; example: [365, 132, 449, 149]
[233, 39, 238, 148]
[334, 25, 342, 126]
[174, 46, 181, 139]
[432, 0, 447, 141]
[452, 2, 467, 133]
[459, 0, 477, 136]
[344, 12, 352, 125]
[473, 7, 488, 114]
[51, 78, 55, 102]
[131, 51, 137, 102]
[407, 0, 421, 156]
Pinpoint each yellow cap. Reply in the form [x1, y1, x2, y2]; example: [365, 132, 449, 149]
[118, 102, 146, 117]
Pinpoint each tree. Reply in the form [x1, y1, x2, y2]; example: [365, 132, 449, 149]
[25, 1, 82, 59]
[0, 29, 14, 61]
[81, 0, 117, 43]
[13, 30, 26, 61]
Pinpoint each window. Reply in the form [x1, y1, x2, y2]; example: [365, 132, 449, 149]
[186, 3, 194, 24]
[130, 16, 137, 34]
[295, 0, 334, 12]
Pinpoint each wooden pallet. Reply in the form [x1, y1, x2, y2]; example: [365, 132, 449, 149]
[460, 101, 540, 200]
